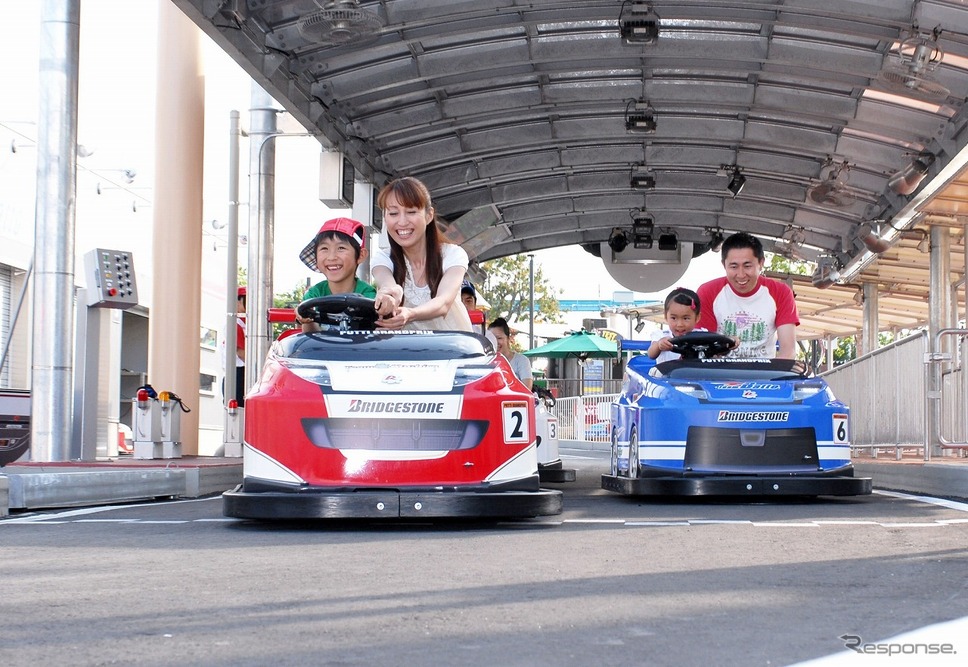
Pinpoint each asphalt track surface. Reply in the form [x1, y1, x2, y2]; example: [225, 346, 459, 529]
[2, 447, 966, 667]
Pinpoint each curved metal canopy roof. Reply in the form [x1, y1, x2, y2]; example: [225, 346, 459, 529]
[174, 0, 968, 281]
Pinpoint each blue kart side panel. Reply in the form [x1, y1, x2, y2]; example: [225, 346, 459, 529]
[603, 353, 871, 497]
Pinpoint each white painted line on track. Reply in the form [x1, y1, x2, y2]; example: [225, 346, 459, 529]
[874, 489, 968, 512]
[625, 521, 691, 526]
[751, 522, 822, 527]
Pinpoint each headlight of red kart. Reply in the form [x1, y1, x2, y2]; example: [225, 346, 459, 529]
[278, 359, 332, 386]
[454, 363, 505, 392]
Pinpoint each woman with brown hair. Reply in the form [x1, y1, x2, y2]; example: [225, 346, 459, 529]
[371, 176, 472, 331]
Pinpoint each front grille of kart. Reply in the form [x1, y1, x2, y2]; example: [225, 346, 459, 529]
[684, 426, 820, 472]
[301, 418, 488, 451]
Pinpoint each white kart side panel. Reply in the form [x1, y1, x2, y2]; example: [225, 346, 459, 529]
[243, 443, 305, 484]
[485, 443, 539, 483]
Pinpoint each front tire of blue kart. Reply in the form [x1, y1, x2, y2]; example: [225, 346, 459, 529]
[627, 427, 640, 479]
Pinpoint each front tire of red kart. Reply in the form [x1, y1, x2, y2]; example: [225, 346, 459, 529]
[627, 427, 640, 479]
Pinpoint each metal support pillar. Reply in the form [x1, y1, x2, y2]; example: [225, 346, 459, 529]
[861, 283, 879, 356]
[926, 226, 952, 459]
[31, 0, 81, 461]
[246, 85, 279, 388]
[224, 110, 241, 409]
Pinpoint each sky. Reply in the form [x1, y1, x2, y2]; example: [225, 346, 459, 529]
[0, 1, 724, 315]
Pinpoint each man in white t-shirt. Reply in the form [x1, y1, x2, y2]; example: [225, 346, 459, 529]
[697, 232, 799, 359]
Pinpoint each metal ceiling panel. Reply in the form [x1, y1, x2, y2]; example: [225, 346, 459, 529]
[173, 0, 968, 292]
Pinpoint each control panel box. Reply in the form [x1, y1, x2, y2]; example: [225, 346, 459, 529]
[84, 248, 139, 309]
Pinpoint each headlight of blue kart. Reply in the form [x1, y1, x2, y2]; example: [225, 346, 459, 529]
[793, 382, 824, 400]
[672, 383, 708, 400]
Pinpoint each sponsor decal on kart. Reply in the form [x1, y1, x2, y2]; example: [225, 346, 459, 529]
[711, 381, 781, 390]
[717, 410, 790, 422]
[325, 394, 463, 419]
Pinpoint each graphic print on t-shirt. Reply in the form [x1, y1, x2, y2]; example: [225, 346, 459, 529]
[720, 310, 771, 357]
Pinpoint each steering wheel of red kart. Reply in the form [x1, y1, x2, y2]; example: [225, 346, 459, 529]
[668, 331, 736, 359]
[296, 295, 379, 330]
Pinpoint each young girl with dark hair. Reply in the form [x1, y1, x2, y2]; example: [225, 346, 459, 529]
[647, 287, 703, 363]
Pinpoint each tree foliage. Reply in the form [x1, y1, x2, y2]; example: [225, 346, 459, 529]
[765, 253, 811, 275]
[480, 255, 563, 324]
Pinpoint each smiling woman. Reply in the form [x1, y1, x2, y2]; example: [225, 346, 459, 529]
[370, 176, 473, 332]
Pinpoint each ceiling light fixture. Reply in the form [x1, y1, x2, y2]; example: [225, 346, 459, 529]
[812, 256, 842, 289]
[726, 166, 746, 198]
[631, 164, 656, 189]
[608, 228, 630, 253]
[775, 226, 806, 259]
[657, 231, 678, 251]
[630, 210, 654, 248]
[887, 151, 935, 195]
[855, 223, 891, 253]
[619, 2, 660, 45]
[625, 99, 657, 133]
[707, 228, 725, 252]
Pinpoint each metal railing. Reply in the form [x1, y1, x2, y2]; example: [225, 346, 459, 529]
[551, 393, 620, 445]
[820, 330, 968, 460]
[541, 378, 623, 399]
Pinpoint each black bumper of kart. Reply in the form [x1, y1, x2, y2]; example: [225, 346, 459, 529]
[538, 460, 577, 483]
[223, 484, 563, 520]
[601, 472, 872, 497]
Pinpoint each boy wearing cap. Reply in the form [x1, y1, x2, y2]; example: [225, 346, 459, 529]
[297, 217, 377, 332]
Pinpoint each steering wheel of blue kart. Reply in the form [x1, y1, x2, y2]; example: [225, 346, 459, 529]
[296, 295, 379, 330]
[668, 331, 735, 359]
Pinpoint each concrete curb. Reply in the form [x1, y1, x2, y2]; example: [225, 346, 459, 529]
[0, 463, 242, 515]
[853, 461, 968, 501]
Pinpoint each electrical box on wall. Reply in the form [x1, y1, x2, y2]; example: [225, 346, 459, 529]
[84, 248, 138, 309]
[319, 151, 355, 208]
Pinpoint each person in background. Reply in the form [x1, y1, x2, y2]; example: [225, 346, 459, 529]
[648, 287, 704, 364]
[232, 286, 246, 406]
[488, 317, 533, 390]
[461, 279, 477, 311]
[696, 232, 799, 359]
[295, 217, 376, 333]
[371, 176, 472, 331]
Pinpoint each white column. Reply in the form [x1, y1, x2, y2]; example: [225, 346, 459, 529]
[148, 1, 204, 455]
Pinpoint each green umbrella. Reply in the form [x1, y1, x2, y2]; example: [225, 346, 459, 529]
[522, 330, 617, 396]
[522, 329, 618, 360]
